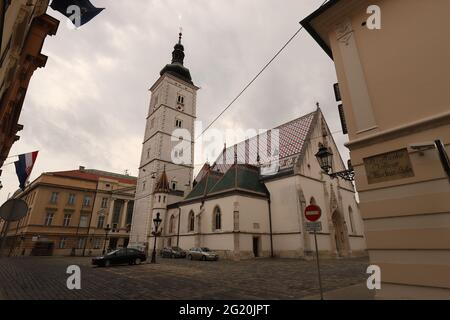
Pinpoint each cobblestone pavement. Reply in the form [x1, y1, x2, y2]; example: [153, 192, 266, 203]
[0, 256, 369, 300]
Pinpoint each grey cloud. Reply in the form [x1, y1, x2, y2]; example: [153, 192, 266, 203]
[1, 0, 350, 203]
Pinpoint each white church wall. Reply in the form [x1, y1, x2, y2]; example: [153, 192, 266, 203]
[233, 195, 271, 258]
[130, 197, 151, 245]
[236, 196, 270, 233]
[264, 176, 305, 257]
[202, 197, 235, 235]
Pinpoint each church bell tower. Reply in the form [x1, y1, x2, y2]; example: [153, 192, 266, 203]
[130, 32, 199, 249]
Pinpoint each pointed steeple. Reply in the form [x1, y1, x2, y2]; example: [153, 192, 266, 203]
[154, 168, 170, 194]
[160, 30, 193, 84]
[172, 29, 185, 64]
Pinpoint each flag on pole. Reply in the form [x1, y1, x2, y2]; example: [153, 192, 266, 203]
[50, 0, 104, 27]
[14, 151, 39, 190]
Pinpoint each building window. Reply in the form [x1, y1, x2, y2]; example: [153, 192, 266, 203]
[63, 214, 72, 227]
[169, 215, 176, 234]
[83, 196, 91, 207]
[188, 210, 195, 232]
[171, 181, 177, 190]
[97, 215, 105, 229]
[125, 201, 134, 225]
[143, 181, 146, 190]
[163, 196, 166, 203]
[44, 212, 54, 226]
[50, 192, 58, 204]
[158, 195, 161, 202]
[93, 238, 101, 249]
[101, 197, 108, 208]
[59, 237, 67, 249]
[77, 238, 86, 249]
[348, 206, 355, 234]
[112, 200, 123, 227]
[147, 148, 151, 159]
[213, 206, 221, 230]
[175, 119, 182, 128]
[68, 194, 75, 205]
[177, 95, 184, 104]
[79, 214, 89, 228]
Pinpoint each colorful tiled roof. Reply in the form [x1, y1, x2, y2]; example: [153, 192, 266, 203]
[185, 170, 223, 200]
[185, 164, 268, 202]
[208, 164, 268, 196]
[209, 110, 317, 175]
[50, 169, 137, 185]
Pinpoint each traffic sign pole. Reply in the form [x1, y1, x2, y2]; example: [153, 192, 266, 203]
[313, 230, 324, 300]
[304, 204, 324, 300]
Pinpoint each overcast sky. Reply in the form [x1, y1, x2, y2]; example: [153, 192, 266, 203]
[1, 0, 348, 204]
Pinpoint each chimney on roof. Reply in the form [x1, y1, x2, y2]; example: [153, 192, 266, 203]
[79, 166, 85, 171]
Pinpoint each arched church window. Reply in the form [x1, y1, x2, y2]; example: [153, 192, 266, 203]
[169, 215, 176, 234]
[213, 206, 221, 230]
[188, 210, 195, 232]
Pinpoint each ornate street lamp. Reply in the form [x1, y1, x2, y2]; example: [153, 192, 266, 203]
[315, 143, 355, 181]
[102, 224, 111, 255]
[151, 212, 162, 264]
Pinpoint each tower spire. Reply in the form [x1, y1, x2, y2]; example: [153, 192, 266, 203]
[159, 29, 193, 84]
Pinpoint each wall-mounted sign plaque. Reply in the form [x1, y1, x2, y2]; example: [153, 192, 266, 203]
[364, 148, 414, 184]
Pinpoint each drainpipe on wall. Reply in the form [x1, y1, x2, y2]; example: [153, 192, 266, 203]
[267, 198, 274, 258]
[176, 207, 181, 247]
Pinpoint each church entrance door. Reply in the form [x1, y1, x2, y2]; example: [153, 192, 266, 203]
[252, 237, 259, 257]
[332, 210, 347, 257]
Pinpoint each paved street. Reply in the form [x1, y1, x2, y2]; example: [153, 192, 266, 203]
[0, 256, 370, 300]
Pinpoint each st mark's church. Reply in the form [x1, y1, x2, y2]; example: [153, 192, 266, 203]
[129, 33, 366, 259]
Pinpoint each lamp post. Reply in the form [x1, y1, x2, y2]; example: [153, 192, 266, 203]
[315, 143, 355, 181]
[150, 212, 162, 264]
[102, 224, 111, 255]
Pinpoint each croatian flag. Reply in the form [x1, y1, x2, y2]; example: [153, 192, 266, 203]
[14, 151, 39, 190]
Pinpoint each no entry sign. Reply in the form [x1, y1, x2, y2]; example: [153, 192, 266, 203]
[304, 204, 321, 222]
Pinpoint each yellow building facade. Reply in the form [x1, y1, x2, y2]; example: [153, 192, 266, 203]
[1, 167, 136, 257]
[302, 0, 450, 299]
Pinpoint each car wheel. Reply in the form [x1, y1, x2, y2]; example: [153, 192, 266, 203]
[201, 255, 206, 261]
[135, 258, 142, 265]
[188, 255, 193, 260]
[104, 260, 111, 268]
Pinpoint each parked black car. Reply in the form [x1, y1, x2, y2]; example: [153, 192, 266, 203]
[92, 248, 146, 267]
[160, 246, 187, 258]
